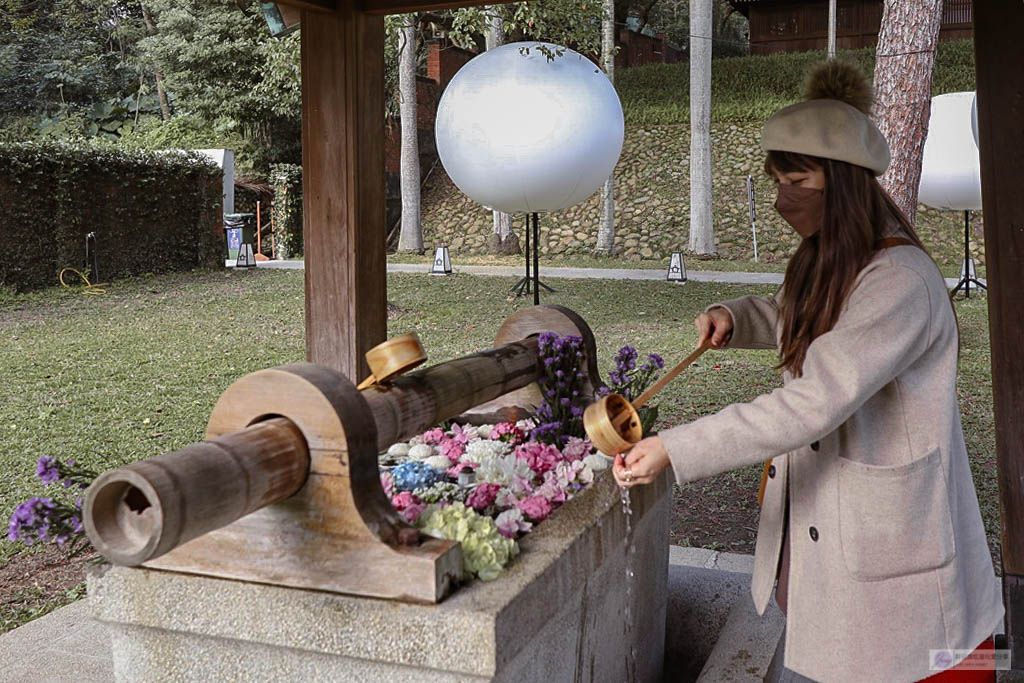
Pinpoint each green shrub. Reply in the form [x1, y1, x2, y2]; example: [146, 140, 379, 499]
[270, 163, 303, 258]
[617, 39, 976, 125]
[0, 140, 223, 292]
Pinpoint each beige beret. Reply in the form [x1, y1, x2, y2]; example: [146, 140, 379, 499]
[760, 99, 891, 176]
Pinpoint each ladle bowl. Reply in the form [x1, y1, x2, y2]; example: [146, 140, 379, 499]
[583, 393, 644, 455]
[357, 332, 427, 389]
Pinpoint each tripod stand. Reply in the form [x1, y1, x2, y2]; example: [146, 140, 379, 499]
[509, 212, 555, 304]
[950, 210, 986, 298]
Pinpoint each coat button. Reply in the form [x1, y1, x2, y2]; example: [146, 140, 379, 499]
[768, 464, 776, 478]
[810, 441, 820, 451]
[809, 526, 819, 542]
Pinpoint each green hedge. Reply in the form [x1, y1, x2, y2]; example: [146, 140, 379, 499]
[0, 141, 223, 292]
[617, 39, 977, 124]
[270, 163, 303, 258]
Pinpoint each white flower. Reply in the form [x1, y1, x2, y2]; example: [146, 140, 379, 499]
[463, 439, 511, 464]
[515, 418, 536, 432]
[424, 455, 452, 471]
[475, 424, 493, 439]
[495, 508, 532, 538]
[475, 452, 531, 487]
[583, 452, 613, 472]
[408, 444, 434, 460]
[387, 442, 410, 457]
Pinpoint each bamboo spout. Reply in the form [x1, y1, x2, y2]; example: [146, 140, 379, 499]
[84, 417, 309, 566]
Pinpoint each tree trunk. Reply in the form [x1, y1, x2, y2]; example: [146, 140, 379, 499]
[872, 0, 942, 225]
[689, 0, 715, 254]
[595, 0, 617, 255]
[397, 15, 423, 254]
[484, 8, 512, 249]
[140, 3, 172, 120]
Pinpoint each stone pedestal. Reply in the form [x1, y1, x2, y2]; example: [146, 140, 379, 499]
[88, 470, 670, 682]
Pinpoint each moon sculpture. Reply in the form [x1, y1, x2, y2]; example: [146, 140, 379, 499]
[435, 42, 625, 214]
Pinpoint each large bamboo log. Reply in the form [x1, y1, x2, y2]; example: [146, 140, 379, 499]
[84, 418, 309, 566]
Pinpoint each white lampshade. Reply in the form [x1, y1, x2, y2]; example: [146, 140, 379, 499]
[435, 42, 625, 214]
[919, 92, 982, 211]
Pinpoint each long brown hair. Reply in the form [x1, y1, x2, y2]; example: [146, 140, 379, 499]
[767, 150, 926, 376]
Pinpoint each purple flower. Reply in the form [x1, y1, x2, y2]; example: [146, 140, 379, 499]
[36, 456, 60, 485]
[647, 353, 665, 370]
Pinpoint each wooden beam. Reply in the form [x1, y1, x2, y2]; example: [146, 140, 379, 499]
[358, 0, 517, 16]
[974, 0, 1024, 670]
[274, 0, 336, 13]
[301, 6, 387, 381]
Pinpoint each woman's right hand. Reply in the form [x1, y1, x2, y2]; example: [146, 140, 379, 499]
[694, 307, 734, 349]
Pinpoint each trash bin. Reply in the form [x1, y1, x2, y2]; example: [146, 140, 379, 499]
[224, 213, 256, 263]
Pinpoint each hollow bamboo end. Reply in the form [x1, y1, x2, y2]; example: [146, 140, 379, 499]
[583, 394, 643, 456]
[84, 469, 164, 566]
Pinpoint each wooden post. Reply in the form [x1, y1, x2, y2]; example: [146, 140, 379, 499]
[974, 0, 1024, 669]
[301, 6, 386, 381]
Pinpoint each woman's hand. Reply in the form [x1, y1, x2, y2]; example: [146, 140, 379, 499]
[694, 307, 734, 349]
[612, 436, 671, 488]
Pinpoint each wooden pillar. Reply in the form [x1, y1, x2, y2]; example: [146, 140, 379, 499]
[973, 0, 1024, 669]
[301, 6, 387, 381]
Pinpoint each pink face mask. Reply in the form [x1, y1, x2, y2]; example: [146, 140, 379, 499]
[774, 184, 825, 238]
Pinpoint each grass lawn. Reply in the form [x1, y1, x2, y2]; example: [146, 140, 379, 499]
[0, 267, 999, 634]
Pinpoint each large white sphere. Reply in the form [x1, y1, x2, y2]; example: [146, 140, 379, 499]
[919, 91, 982, 211]
[435, 42, 624, 214]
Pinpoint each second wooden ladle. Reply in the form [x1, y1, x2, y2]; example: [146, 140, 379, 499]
[584, 339, 713, 455]
[356, 332, 427, 390]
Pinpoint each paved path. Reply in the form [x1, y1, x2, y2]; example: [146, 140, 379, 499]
[256, 259, 981, 290]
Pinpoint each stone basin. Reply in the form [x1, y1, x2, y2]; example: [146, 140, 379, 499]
[88, 469, 670, 681]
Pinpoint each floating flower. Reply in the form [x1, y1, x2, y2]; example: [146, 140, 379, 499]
[514, 441, 562, 476]
[391, 461, 442, 491]
[416, 503, 519, 581]
[583, 452, 613, 472]
[380, 470, 395, 497]
[466, 483, 502, 513]
[407, 444, 434, 460]
[413, 482, 465, 505]
[387, 442, 411, 457]
[562, 437, 592, 462]
[424, 455, 453, 471]
[495, 508, 532, 538]
[516, 495, 553, 522]
[463, 439, 511, 464]
[475, 452, 533, 487]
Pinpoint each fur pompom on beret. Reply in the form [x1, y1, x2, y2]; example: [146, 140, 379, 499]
[761, 60, 890, 176]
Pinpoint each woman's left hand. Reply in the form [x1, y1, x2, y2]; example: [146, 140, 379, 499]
[612, 436, 671, 488]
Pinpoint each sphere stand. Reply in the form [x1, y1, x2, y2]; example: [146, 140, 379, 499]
[950, 210, 987, 298]
[509, 212, 555, 304]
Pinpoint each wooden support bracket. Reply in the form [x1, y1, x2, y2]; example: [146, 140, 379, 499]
[144, 364, 462, 603]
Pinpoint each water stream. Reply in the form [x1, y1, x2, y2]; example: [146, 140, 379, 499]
[621, 485, 638, 681]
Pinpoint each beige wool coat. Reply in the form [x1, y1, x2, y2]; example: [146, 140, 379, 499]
[659, 242, 1004, 682]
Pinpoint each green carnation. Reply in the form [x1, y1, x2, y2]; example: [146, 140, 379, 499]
[416, 502, 519, 581]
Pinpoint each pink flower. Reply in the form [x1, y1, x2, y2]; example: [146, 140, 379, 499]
[562, 437, 592, 462]
[380, 471, 395, 497]
[495, 508, 532, 538]
[516, 495, 553, 522]
[514, 441, 562, 475]
[489, 421, 525, 445]
[400, 501, 427, 523]
[466, 483, 502, 512]
[446, 461, 478, 478]
[440, 438, 467, 462]
[391, 491, 418, 509]
[420, 428, 446, 445]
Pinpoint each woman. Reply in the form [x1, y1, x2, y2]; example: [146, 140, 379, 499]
[613, 61, 1004, 682]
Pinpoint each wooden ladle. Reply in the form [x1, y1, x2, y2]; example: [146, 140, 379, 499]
[584, 339, 713, 455]
[356, 332, 427, 390]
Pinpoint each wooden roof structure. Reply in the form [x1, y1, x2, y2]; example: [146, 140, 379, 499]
[276, 0, 1022, 668]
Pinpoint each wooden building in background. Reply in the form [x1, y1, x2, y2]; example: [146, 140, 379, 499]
[729, 0, 973, 54]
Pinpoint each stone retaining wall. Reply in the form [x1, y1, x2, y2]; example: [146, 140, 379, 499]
[421, 123, 984, 268]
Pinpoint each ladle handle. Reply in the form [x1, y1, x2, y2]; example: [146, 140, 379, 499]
[631, 339, 713, 409]
[356, 374, 377, 390]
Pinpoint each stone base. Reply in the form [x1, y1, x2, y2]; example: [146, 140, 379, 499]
[89, 470, 670, 682]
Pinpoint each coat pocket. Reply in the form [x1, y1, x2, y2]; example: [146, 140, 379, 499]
[837, 447, 956, 582]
